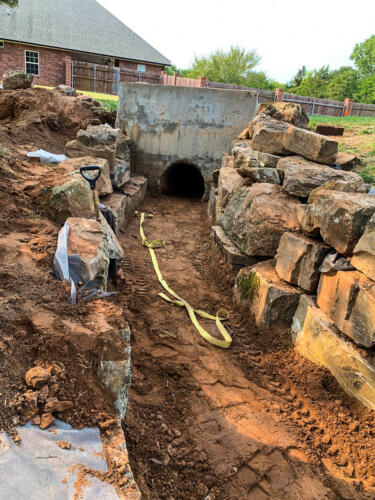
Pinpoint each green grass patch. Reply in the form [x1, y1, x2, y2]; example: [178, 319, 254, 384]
[308, 115, 375, 129]
[359, 163, 375, 184]
[338, 145, 362, 154]
[0, 146, 11, 159]
[237, 272, 260, 300]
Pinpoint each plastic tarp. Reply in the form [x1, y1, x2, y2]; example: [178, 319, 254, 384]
[26, 150, 68, 164]
[0, 420, 119, 499]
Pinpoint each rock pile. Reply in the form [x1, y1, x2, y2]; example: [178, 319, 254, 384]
[210, 102, 375, 409]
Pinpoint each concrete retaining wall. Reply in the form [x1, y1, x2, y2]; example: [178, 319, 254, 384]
[116, 83, 257, 197]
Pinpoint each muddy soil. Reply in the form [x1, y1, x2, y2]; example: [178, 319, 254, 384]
[119, 195, 375, 500]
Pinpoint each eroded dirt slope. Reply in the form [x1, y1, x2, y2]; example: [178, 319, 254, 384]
[119, 195, 375, 500]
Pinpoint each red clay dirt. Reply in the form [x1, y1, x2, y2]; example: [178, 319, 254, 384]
[118, 195, 375, 500]
[0, 89, 120, 439]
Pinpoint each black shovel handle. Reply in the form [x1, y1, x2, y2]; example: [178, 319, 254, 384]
[80, 165, 102, 190]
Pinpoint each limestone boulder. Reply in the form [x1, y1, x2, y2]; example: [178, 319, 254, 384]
[316, 124, 344, 136]
[211, 225, 257, 273]
[317, 270, 375, 347]
[59, 157, 113, 196]
[352, 213, 375, 281]
[100, 214, 124, 261]
[65, 125, 131, 188]
[234, 260, 302, 328]
[54, 84, 77, 97]
[122, 176, 147, 219]
[237, 166, 280, 185]
[218, 184, 302, 257]
[283, 125, 338, 164]
[258, 102, 309, 129]
[278, 156, 365, 198]
[275, 232, 330, 293]
[50, 174, 95, 224]
[232, 145, 280, 168]
[67, 217, 109, 286]
[309, 179, 366, 201]
[292, 294, 375, 411]
[217, 157, 244, 206]
[303, 190, 375, 254]
[238, 128, 250, 140]
[101, 193, 127, 234]
[250, 115, 291, 155]
[2, 70, 33, 90]
[334, 152, 359, 171]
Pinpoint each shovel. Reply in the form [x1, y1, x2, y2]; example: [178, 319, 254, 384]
[80, 165, 102, 221]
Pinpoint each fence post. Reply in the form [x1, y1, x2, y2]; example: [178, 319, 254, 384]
[344, 98, 353, 117]
[64, 54, 72, 86]
[275, 88, 284, 102]
[199, 76, 207, 88]
[161, 71, 167, 85]
[172, 73, 178, 86]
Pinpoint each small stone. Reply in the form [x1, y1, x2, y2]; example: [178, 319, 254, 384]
[40, 413, 55, 429]
[56, 440, 71, 450]
[25, 366, 50, 389]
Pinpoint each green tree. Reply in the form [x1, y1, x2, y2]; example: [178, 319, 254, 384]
[351, 35, 375, 76]
[288, 65, 307, 88]
[291, 66, 332, 98]
[326, 67, 360, 101]
[354, 74, 375, 103]
[0, 0, 18, 6]
[164, 65, 189, 77]
[186, 46, 261, 86]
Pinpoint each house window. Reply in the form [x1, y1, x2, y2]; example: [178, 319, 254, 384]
[0, 41, 4, 48]
[25, 50, 39, 75]
[137, 64, 146, 72]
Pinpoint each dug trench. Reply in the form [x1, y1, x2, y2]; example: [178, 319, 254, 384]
[117, 194, 375, 499]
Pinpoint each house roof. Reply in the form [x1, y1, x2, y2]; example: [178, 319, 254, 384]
[0, 0, 171, 66]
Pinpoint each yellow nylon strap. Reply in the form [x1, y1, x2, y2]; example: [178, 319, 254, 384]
[139, 212, 232, 349]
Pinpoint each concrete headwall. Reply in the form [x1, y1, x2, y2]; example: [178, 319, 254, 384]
[116, 83, 258, 197]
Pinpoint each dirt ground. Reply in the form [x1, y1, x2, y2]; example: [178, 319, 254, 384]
[118, 195, 375, 500]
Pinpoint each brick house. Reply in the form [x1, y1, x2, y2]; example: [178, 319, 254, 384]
[0, 0, 170, 91]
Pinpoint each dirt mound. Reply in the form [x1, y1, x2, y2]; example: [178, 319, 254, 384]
[0, 87, 112, 153]
[0, 89, 122, 440]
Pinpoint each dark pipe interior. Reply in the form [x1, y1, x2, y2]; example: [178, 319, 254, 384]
[160, 163, 205, 198]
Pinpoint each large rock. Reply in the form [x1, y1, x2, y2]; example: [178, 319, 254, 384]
[101, 193, 127, 234]
[211, 225, 257, 273]
[278, 156, 365, 198]
[334, 152, 359, 171]
[275, 232, 330, 293]
[316, 123, 344, 136]
[67, 217, 110, 287]
[303, 190, 375, 254]
[2, 70, 33, 90]
[234, 260, 302, 328]
[54, 84, 77, 96]
[67, 216, 123, 287]
[292, 294, 375, 411]
[218, 184, 302, 257]
[258, 102, 309, 129]
[50, 174, 95, 224]
[283, 125, 338, 165]
[250, 115, 291, 155]
[122, 176, 147, 219]
[309, 179, 366, 200]
[217, 156, 244, 206]
[232, 145, 281, 168]
[59, 156, 113, 196]
[237, 166, 280, 185]
[352, 213, 375, 281]
[65, 125, 131, 188]
[317, 270, 375, 347]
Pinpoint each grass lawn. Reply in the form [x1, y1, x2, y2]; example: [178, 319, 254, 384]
[308, 114, 375, 129]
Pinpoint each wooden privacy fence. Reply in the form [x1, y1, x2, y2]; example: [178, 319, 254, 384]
[71, 61, 161, 94]
[69, 61, 375, 117]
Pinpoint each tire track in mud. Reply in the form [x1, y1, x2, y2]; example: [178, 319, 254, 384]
[116, 195, 375, 499]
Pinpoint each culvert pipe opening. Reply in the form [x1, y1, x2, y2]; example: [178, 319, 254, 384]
[160, 163, 205, 198]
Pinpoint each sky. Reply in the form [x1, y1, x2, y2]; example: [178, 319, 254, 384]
[98, 0, 375, 83]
